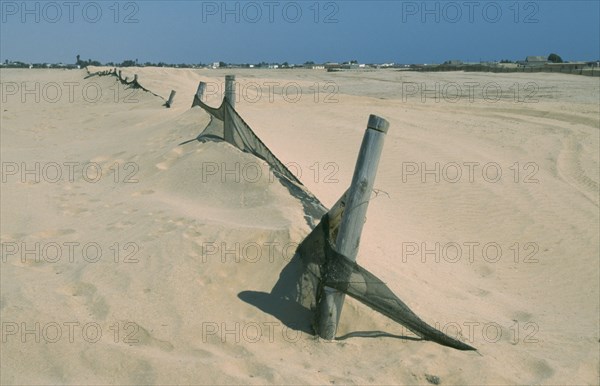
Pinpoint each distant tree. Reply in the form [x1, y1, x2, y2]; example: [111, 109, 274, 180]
[219, 61, 227, 68]
[120, 60, 136, 67]
[304, 61, 315, 66]
[74, 57, 102, 67]
[548, 53, 563, 63]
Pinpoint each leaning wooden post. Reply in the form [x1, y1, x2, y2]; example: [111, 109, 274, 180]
[196, 81, 206, 100]
[223, 75, 236, 143]
[318, 114, 389, 340]
[166, 90, 176, 108]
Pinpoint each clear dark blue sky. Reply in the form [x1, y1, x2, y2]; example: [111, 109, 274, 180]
[1, 0, 599, 64]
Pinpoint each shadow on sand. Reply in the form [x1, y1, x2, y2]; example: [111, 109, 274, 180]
[238, 253, 425, 343]
[238, 253, 314, 335]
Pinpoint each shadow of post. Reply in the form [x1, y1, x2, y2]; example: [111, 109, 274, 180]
[238, 252, 314, 335]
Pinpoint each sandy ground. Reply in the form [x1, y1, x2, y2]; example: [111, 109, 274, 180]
[0, 67, 598, 385]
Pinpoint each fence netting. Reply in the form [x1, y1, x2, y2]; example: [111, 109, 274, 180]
[191, 90, 475, 351]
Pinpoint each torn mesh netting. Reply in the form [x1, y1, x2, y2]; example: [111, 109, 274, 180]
[192, 94, 327, 222]
[295, 194, 476, 351]
[192, 93, 475, 351]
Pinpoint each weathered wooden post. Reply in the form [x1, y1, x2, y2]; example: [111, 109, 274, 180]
[196, 81, 206, 100]
[166, 90, 176, 108]
[223, 75, 236, 143]
[133, 74, 138, 83]
[225, 75, 236, 108]
[118, 70, 122, 80]
[318, 114, 389, 340]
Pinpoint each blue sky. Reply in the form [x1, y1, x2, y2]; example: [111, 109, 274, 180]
[1, 0, 599, 64]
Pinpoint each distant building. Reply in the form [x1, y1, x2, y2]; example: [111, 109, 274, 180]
[523, 56, 548, 67]
[212, 62, 220, 69]
[497, 62, 519, 69]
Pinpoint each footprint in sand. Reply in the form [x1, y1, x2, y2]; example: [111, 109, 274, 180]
[60, 281, 110, 320]
[90, 155, 110, 163]
[468, 287, 490, 297]
[155, 147, 185, 170]
[106, 220, 135, 232]
[474, 265, 494, 278]
[34, 228, 77, 238]
[528, 358, 555, 381]
[62, 207, 90, 216]
[129, 324, 174, 352]
[512, 310, 533, 321]
[131, 189, 155, 197]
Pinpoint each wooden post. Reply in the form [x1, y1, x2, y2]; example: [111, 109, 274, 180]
[118, 70, 122, 80]
[225, 75, 236, 108]
[133, 74, 138, 83]
[223, 75, 236, 143]
[196, 81, 206, 100]
[318, 114, 389, 340]
[166, 90, 176, 108]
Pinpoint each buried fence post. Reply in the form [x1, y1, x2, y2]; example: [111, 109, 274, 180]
[223, 75, 236, 143]
[133, 74, 138, 84]
[196, 81, 206, 100]
[318, 114, 390, 340]
[166, 90, 176, 108]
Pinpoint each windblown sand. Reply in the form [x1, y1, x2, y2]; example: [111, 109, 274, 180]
[1, 67, 598, 385]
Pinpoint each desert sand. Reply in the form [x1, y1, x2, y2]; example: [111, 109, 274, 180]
[1, 67, 598, 385]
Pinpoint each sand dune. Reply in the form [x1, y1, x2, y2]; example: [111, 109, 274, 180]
[1, 68, 598, 384]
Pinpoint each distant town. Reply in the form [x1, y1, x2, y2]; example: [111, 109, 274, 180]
[2, 54, 599, 76]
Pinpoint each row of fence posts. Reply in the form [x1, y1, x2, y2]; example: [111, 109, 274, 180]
[118, 71, 390, 339]
[107, 68, 178, 107]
